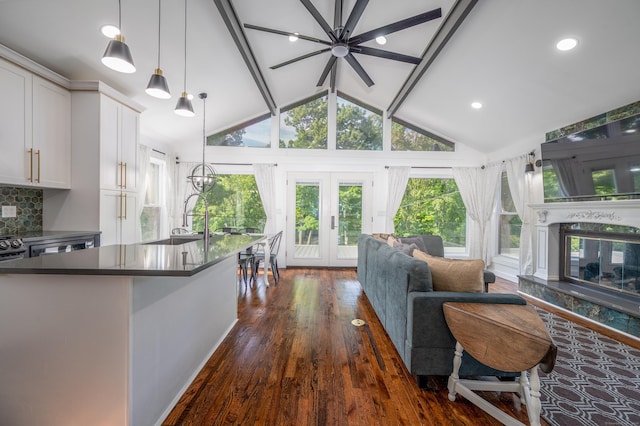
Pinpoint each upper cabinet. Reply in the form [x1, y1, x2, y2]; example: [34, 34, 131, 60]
[0, 57, 70, 189]
[100, 95, 138, 193]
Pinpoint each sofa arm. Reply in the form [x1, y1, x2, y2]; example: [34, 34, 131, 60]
[483, 269, 496, 292]
[407, 292, 526, 349]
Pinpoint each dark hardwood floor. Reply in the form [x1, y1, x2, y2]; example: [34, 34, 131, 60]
[163, 268, 554, 425]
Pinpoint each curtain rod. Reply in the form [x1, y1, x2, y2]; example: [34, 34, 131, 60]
[385, 166, 452, 169]
[174, 158, 277, 167]
[151, 148, 166, 155]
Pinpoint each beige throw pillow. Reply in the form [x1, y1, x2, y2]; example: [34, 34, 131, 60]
[412, 249, 485, 293]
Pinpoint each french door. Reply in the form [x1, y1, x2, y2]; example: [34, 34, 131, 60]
[286, 172, 372, 267]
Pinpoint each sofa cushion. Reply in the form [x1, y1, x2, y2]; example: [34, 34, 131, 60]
[392, 239, 419, 256]
[412, 250, 484, 293]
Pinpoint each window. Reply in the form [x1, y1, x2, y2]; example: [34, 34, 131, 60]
[279, 92, 328, 149]
[498, 171, 521, 258]
[192, 174, 267, 233]
[394, 178, 466, 251]
[391, 117, 454, 152]
[141, 155, 166, 241]
[336, 93, 382, 151]
[207, 113, 271, 148]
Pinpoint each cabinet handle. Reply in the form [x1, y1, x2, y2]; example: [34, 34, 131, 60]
[28, 148, 33, 182]
[118, 162, 123, 188]
[118, 193, 123, 219]
[123, 162, 127, 189]
[35, 150, 41, 183]
[123, 193, 127, 220]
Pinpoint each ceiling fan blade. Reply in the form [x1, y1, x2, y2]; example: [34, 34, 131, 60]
[299, 0, 338, 43]
[352, 45, 420, 64]
[270, 48, 331, 70]
[344, 53, 374, 87]
[317, 56, 338, 87]
[334, 0, 343, 29]
[243, 23, 331, 46]
[341, 0, 369, 41]
[349, 8, 442, 44]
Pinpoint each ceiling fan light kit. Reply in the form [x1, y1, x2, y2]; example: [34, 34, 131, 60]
[244, 0, 442, 90]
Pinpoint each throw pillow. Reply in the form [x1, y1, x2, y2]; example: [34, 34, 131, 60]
[387, 235, 399, 247]
[399, 236, 427, 253]
[412, 249, 485, 293]
[392, 239, 419, 256]
[373, 233, 396, 241]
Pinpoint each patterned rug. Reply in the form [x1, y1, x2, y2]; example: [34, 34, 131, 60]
[536, 308, 640, 425]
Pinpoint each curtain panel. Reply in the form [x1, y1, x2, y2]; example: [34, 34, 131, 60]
[385, 166, 410, 234]
[452, 165, 502, 266]
[253, 164, 277, 235]
[505, 154, 534, 275]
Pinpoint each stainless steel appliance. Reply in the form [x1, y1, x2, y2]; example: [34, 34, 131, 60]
[26, 235, 98, 257]
[0, 236, 26, 262]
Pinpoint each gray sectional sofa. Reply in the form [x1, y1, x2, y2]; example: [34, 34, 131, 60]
[357, 233, 526, 380]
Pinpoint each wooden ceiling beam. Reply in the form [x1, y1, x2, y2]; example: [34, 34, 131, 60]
[387, 0, 478, 118]
[213, 0, 277, 116]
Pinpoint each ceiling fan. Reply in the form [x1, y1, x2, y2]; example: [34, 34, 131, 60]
[244, 0, 442, 90]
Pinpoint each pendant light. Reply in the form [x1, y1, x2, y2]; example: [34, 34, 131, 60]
[187, 92, 217, 192]
[146, 0, 171, 99]
[175, 0, 194, 117]
[102, 0, 136, 73]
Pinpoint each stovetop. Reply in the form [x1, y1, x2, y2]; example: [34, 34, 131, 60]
[0, 235, 26, 254]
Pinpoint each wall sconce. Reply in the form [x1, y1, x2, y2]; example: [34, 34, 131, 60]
[525, 151, 536, 173]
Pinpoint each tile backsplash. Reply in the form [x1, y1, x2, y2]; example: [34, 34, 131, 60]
[0, 186, 43, 235]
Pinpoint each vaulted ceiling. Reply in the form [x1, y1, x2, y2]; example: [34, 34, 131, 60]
[1, 0, 639, 156]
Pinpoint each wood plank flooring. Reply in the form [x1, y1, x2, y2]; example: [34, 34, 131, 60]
[164, 269, 549, 425]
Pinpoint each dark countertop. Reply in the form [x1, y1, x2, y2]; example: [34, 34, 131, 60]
[0, 234, 264, 277]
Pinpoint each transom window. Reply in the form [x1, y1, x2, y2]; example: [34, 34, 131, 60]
[279, 92, 328, 149]
[336, 92, 382, 151]
[391, 117, 455, 152]
[207, 113, 271, 148]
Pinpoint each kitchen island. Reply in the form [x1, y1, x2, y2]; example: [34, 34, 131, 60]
[0, 234, 264, 426]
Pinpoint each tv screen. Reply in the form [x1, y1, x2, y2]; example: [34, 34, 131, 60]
[541, 114, 640, 202]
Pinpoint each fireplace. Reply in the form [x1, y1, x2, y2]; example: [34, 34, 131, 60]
[519, 200, 640, 337]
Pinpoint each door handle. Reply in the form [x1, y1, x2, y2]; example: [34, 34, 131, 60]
[35, 149, 41, 183]
[331, 215, 336, 230]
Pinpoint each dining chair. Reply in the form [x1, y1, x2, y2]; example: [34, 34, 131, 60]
[252, 230, 283, 283]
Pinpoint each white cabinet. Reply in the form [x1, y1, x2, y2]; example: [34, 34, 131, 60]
[100, 96, 138, 192]
[0, 58, 70, 188]
[100, 190, 139, 246]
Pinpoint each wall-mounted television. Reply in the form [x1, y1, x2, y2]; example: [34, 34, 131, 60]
[541, 114, 640, 202]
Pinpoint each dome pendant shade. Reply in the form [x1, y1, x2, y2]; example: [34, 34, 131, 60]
[102, 34, 136, 73]
[146, 69, 171, 99]
[175, 91, 195, 117]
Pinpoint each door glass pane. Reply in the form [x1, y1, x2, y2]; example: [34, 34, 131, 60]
[337, 184, 362, 259]
[295, 183, 320, 258]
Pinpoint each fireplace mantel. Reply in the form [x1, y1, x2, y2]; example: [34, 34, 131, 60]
[530, 200, 640, 281]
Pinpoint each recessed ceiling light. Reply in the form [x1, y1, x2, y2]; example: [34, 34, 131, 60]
[375, 35, 387, 45]
[471, 101, 483, 109]
[556, 37, 578, 51]
[289, 32, 299, 42]
[100, 24, 120, 39]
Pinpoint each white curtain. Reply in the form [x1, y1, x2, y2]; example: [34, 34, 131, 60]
[164, 156, 176, 237]
[137, 145, 151, 241]
[385, 166, 410, 233]
[253, 164, 277, 234]
[453, 164, 502, 265]
[505, 154, 534, 275]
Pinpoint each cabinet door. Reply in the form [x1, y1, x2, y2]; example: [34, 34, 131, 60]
[32, 76, 71, 188]
[120, 105, 139, 192]
[100, 190, 122, 246]
[0, 58, 32, 185]
[100, 96, 121, 190]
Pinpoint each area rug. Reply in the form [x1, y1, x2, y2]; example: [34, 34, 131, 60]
[535, 308, 640, 425]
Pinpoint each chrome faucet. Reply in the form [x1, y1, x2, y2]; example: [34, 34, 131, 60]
[182, 192, 210, 246]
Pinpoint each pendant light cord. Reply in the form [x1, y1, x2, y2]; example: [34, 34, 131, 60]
[156, 0, 162, 67]
[118, 0, 122, 32]
[202, 94, 206, 172]
[183, 0, 188, 91]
